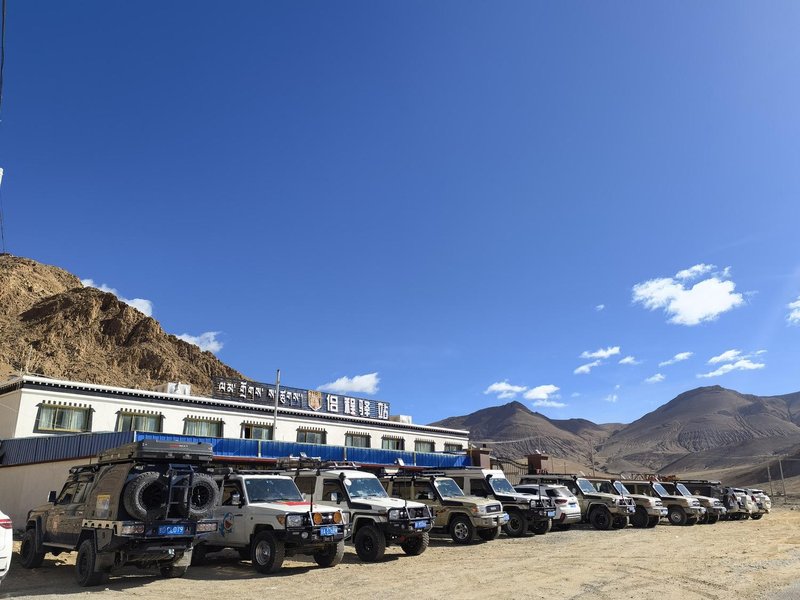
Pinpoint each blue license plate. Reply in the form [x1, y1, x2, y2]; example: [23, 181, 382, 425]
[158, 525, 186, 536]
[414, 520, 427, 529]
[319, 526, 338, 537]
[547, 510, 556, 518]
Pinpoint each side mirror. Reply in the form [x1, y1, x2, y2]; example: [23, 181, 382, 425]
[48, 490, 57, 503]
[330, 492, 342, 504]
[231, 492, 242, 506]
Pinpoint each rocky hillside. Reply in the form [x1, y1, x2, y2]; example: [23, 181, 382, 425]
[0, 254, 244, 394]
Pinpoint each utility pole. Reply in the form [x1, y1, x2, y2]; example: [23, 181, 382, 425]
[778, 458, 787, 504]
[273, 369, 280, 439]
[767, 463, 774, 499]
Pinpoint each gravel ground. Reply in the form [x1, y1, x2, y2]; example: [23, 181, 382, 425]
[2, 508, 799, 600]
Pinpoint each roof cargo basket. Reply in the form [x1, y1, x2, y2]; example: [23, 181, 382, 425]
[97, 440, 214, 464]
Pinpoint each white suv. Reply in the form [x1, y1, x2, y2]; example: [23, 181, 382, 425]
[0, 509, 11, 584]
[516, 484, 581, 529]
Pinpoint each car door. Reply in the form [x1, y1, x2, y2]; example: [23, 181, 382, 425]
[217, 481, 247, 545]
[59, 479, 91, 547]
[45, 482, 79, 546]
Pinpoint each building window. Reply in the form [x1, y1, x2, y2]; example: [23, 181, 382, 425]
[444, 443, 463, 453]
[382, 437, 405, 451]
[116, 412, 162, 433]
[242, 423, 273, 440]
[183, 418, 224, 437]
[345, 433, 371, 448]
[35, 404, 92, 433]
[296, 429, 326, 444]
[415, 440, 435, 453]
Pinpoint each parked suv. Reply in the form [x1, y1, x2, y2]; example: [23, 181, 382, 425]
[747, 489, 771, 519]
[292, 467, 433, 562]
[519, 475, 635, 530]
[193, 471, 346, 573]
[17, 440, 219, 586]
[730, 488, 758, 519]
[587, 478, 666, 528]
[659, 481, 726, 524]
[621, 480, 705, 526]
[381, 473, 508, 543]
[441, 468, 555, 536]
[515, 483, 581, 529]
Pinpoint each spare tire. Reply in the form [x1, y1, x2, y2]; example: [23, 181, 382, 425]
[124, 471, 169, 520]
[188, 473, 219, 519]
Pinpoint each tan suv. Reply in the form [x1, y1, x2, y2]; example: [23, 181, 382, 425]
[587, 478, 666, 528]
[381, 474, 509, 544]
[621, 480, 705, 526]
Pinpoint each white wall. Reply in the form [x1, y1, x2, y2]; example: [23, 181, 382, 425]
[0, 389, 21, 439]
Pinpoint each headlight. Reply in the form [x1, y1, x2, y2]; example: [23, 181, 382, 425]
[286, 514, 304, 528]
[196, 521, 218, 533]
[333, 511, 343, 524]
[312, 512, 324, 525]
[388, 509, 400, 520]
[529, 500, 537, 509]
[471, 505, 487, 515]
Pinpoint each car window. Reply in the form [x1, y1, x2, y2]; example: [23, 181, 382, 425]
[222, 482, 244, 505]
[57, 482, 79, 505]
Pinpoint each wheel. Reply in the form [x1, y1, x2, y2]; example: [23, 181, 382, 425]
[354, 524, 386, 562]
[449, 515, 475, 544]
[631, 507, 648, 528]
[188, 474, 220, 519]
[706, 514, 719, 525]
[190, 544, 207, 565]
[668, 506, 688, 526]
[589, 507, 613, 530]
[530, 519, 551, 535]
[313, 541, 345, 567]
[503, 510, 527, 537]
[686, 516, 698, 526]
[18, 529, 45, 569]
[750, 513, 763, 520]
[250, 531, 285, 574]
[123, 472, 169, 520]
[646, 516, 660, 528]
[400, 533, 429, 555]
[477, 526, 500, 541]
[75, 539, 110, 587]
[159, 563, 188, 578]
[612, 515, 628, 529]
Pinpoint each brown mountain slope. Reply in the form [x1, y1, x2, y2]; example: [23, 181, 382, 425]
[0, 254, 244, 394]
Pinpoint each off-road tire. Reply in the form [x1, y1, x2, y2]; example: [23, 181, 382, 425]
[251, 531, 285, 574]
[188, 473, 220, 520]
[18, 529, 45, 569]
[706, 514, 719, 524]
[400, 532, 429, 555]
[589, 507, 613, 530]
[668, 506, 688, 526]
[503, 510, 527, 537]
[123, 471, 169, 520]
[354, 524, 386, 562]
[631, 507, 649, 528]
[530, 519, 551, 535]
[159, 563, 189, 578]
[751, 513, 763, 520]
[686, 516, 698, 526]
[477, 526, 500, 541]
[75, 539, 110, 587]
[612, 515, 628, 529]
[313, 541, 345, 567]
[449, 515, 475, 544]
[190, 544, 207, 565]
[646, 516, 660, 528]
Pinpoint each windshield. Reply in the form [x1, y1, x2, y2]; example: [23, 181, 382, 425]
[576, 479, 597, 494]
[435, 478, 465, 498]
[344, 477, 388, 499]
[676, 483, 693, 497]
[489, 477, 517, 495]
[245, 478, 304, 503]
[613, 481, 631, 495]
[652, 483, 670, 496]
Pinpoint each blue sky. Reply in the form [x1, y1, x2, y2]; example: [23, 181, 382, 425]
[1, 2, 799, 425]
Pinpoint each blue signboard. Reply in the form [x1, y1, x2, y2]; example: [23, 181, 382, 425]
[212, 376, 390, 420]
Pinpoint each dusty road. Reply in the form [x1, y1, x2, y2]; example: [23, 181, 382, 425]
[2, 508, 799, 600]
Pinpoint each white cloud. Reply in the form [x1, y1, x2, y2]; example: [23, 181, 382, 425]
[318, 372, 380, 395]
[595, 304, 606, 311]
[788, 297, 800, 325]
[632, 265, 745, 326]
[619, 356, 640, 365]
[580, 346, 621, 360]
[524, 384, 560, 401]
[645, 373, 665, 384]
[532, 399, 567, 408]
[605, 394, 618, 403]
[574, 360, 601, 375]
[708, 349, 742, 364]
[176, 331, 223, 353]
[698, 359, 765, 379]
[659, 352, 693, 367]
[484, 381, 527, 400]
[81, 278, 154, 318]
[571, 392, 581, 398]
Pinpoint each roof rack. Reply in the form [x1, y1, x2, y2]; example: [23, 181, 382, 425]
[96, 440, 214, 465]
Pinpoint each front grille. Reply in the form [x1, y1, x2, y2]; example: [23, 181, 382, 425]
[655, 500, 663, 507]
[407, 507, 429, 519]
[486, 504, 501, 514]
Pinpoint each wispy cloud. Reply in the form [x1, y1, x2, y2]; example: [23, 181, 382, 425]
[788, 297, 800, 325]
[708, 349, 743, 364]
[484, 381, 527, 400]
[632, 264, 745, 326]
[595, 304, 606, 312]
[176, 331, 223, 353]
[605, 393, 618, 403]
[698, 359, 765, 379]
[524, 384, 560, 401]
[619, 356, 640, 365]
[581, 346, 621, 360]
[81, 278, 154, 317]
[659, 351, 693, 367]
[571, 392, 581, 398]
[645, 373, 665, 384]
[533, 399, 567, 408]
[318, 372, 380, 395]
[574, 360, 601, 375]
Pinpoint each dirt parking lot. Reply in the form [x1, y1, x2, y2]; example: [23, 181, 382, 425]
[2, 508, 800, 600]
